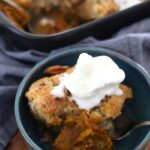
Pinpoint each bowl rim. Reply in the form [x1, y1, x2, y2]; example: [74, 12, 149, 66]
[15, 47, 150, 150]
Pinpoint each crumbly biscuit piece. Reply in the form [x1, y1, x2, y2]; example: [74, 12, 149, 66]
[26, 66, 132, 127]
[100, 85, 132, 119]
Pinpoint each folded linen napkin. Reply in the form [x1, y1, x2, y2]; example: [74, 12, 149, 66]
[0, 17, 150, 150]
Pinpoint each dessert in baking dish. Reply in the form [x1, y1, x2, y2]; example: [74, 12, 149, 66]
[0, 0, 119, 34]
[0, 0, 143, 34]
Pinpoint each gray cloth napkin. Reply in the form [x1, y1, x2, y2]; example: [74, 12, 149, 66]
[0, 17, 150, 150]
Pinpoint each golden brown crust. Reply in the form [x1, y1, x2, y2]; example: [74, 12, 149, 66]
[26, 67, 78, 126]
[100, 85, 133, 119]
[26, 77, 62, 126]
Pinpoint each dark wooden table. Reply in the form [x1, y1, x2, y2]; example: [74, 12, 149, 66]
[6, 131, 150, 150]
[6, 132, 28, 150]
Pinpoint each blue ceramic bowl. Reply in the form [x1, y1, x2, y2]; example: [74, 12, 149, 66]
[15, 47, 150, 150]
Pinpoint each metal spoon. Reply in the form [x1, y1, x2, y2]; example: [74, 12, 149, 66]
[27, 1, 59, 34]
[112, 115, 150, 141]
[1, 0, 24, 11]
[1, 0, 55, 34]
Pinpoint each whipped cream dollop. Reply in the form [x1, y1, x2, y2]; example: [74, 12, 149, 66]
[114, 0, 142, 10]
[51, 53, 125, 110]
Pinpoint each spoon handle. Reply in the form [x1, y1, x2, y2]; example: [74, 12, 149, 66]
[136, 121, 150, 128]
[115, 121, 150, 141]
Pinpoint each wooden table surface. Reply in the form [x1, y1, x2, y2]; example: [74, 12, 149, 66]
[6, 131, 150, 150]
[6, 132, 28, 150]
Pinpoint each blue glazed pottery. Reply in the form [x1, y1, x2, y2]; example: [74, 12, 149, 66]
[15, 47, 150, 150]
